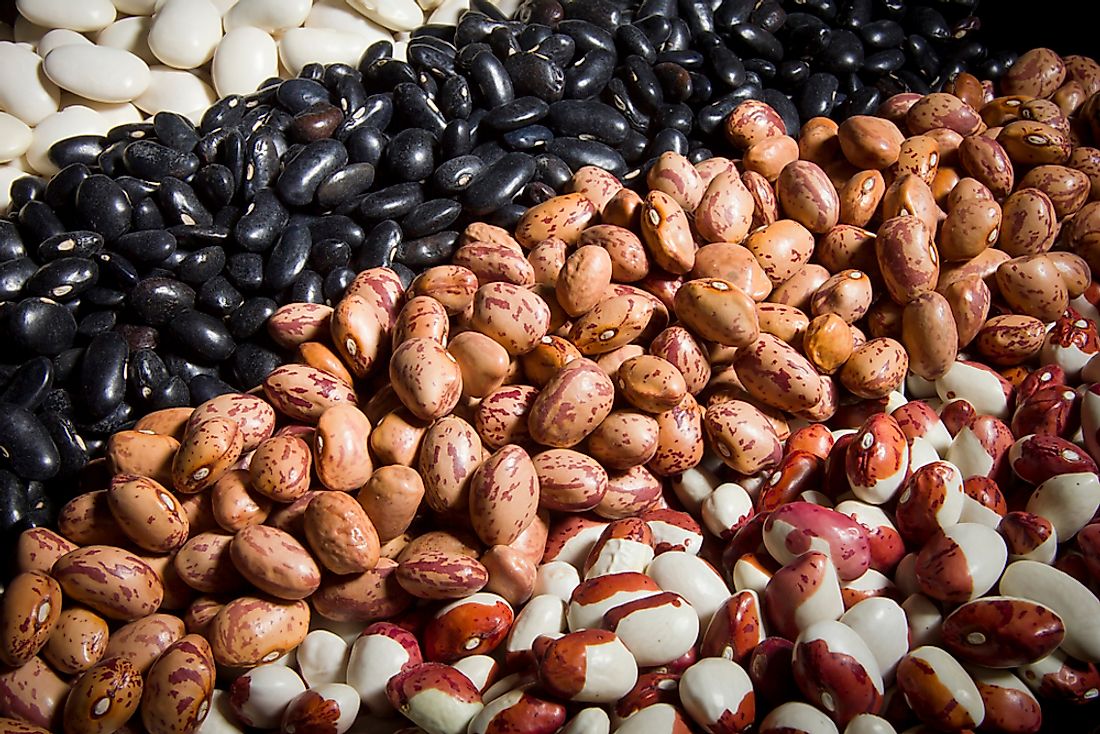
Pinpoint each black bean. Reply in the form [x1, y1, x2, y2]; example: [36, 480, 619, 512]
[504, 52, 566, 103]
[197, 275, 244, 317]
[486, 97, 551, 133]
[515, 0, 564, 26]
[144, 375, 188, 409]
[264, 225, 311, 291]
[168, 309, 235, 364]
[604, 78, 652, 133]
[25, 257, 98, 302]
[97, 139, 130, 178]
[663, 18, 692, 52]
[345, 126, 387, 167]
[0, 405, 60, 480]
[77, 310, 117, 339]
[727, 23, 785, 63]
[393, 83, 447, 137]
[20, 480, 55, 530]
[194, 164, 236, 207]
[240, 132, 281, 201]
[115, 230, 178, 267]
[437, 75, 473, 120]
[35, 231, 102, 263]
[822, 29, 865, 73]
[0, 221, 25, 262]
[276, 78, 330, 114]
[624, 55, 665, 112]
[0, 470, 28, 532]
[401, 200, 463, 239]
[130, 277, 196, 325]
[152, 111, 199, 151]
[518, 180, 557, 206]
[307, 238, 351, 274]
[128, 348, 170, 404]
[314, 163, 376, 210]
[359, 182, 425, 220]
[643, 128, 690, 158]
[17, 200, 66, 244]
[116, 324, 158, 351]
[385, 128, 437, 182]
[233, 343, 282, 389]
[233, 189, 288, 253]
[188, 374, 235, 404]
[38, 411, 87, 481]
[696, 94, 742, 135]
[277, 138, 349, 206]
[713, 0, 753, 26]
[304, 215, 364, 250]
[43, 163, 90, 212]
[763, 88, 801, 135]
[558, 19, 615, 55]
[47, 134, 108, 171]
[163, 352, 217, 383]
[705, 44, 748, 89]
[904, 34, 941, 80]
[408, 41, 458, 79]
[228, 297, 277, 341]
[122, 140, 201, 181]
[863, 48, 906, 76]
[545, 137, 626, 177]
[159, 177, 212, 227]
[80, 332, 128, 420]
[461, 152, 538, 216]
[469, 50, 515, 108]
[395, 231, 460, 268]
[560, 49, 613, 101]
[798, 72, 840, 119]
[177, 246, 227, 286]
[285, 269, 325, 304]
[533, 153, 573, 189]
[787, 22, 832, 58]
[0, 357, 53, 411]
[860, 19, 904, 48]
[563, 0, 621, 28]
[679, 0, 716, 36]
[752, 0, 787, 32]
[95, 252, 139, 292]
[200, 94, 246, 132]
[534, 33, 576, 67]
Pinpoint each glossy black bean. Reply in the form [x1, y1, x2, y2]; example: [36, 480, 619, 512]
[836, 0, 871, 27]
[320, 266, 353, 303]
[487, 25, 521, 59]
[77, 310, 116, 339]
[303, 215, 364, 250]
[408, 42, 458, 79]
[705, 44, 747, 89]
[276, 138, 348, 207]
[121, 140, 200, 181]
[798, 72, 840, 119]
[130, 277, 196, 325]
[469, 50, 514, 108]
[461, 152, 537, 216]
[331, 75, 368, 119]
[533, 153, 572, 189]
[0, 357, 53, 411]
[440, 119, 473, 160]
[200, 94, 246, 132]
[679, 0, 715, 36]
[188, 374, 235, 405]
[79, 332, 128, 420]
[228, 296, 277, 341]
[47, 135, 108, 170]
[276, 78, 330, 114]
[83, 287, 124, 309]
[150, 111, 199, 152]
[113, 230, 177, 267]
[35, 231, 102, 263]
[238, 132, 281, 202]
[545, 137, 626, 177]
[96, 139, 128, 178]
[727, 22, 785, 63]
[19, 480, 54, 530]
[752, 0, 787, 32]
[663, 18, 692, 52]
[168, 309, 235, 364]
[558, 18, 615, 54]
[518, 181, 557, 206]
[635, 14, 672, 48]
[9, 178, 45, 211]
[194, 164, 236, 207]
[763, 89, 800, 135]
[0, 405, 59, 481]
[563, 0, 621, 27]
[16, 200, 65, 245]
[0, 470, 28, 532]
[352, 220, 401, 271]
[860, 19, 905, 48]
[314, 163, 376, 210]
[622, 55, 664, 113]
[393, 83, 447, 138]
[308, 238, 351, 274]
[76, 399, 133, 438]
[798, 0, 839, 21]
[197, 275, 244, 317]
[502, 124, 553, 151]
[822, 29, 864, 73]
[604, 78, 651, 133]
[38, 411, 87, 481]
[358, 40, 393, 72]
[195, 126, 232, 166]
[284, 269, 325, 304]
[162, 353, 217, 383]
[904, 34, 940, 80]
[146, 375, 188, 409]
[863, 48, 906, 76]
[713, 0, 754, 26]
[906, 6, 950, 40]
[289, 101, 344, 143]
[645, 127, 691, 159]
[486, 97, 550, 133]
[158, 177, 212, 228]
[397, 200, 461, 240]
[0, 221, 24, 263]
[787, 22, 832, 58]
[543, 100, 624, 146]
[25, 257, 98, 302]
[837, 85, 882, 118]
[564, 48, 616, 100]
[384, 128, 436, 182]
[395, 231, 460, 268]
[94, 253, 138, 293]
[533, 33, 575, 67]
[345, 126, 387, 167]
[437, 75, 473, 120]
[696, 94, 742, 135]
[232, 343, 281, 389]
[42, 163, 88, 212]
[264, 225, 311, 292]
[504, 53, 565, 103]
[128, 348, 170, 404]
[168, 224, 230, 251]
[5, 297, 75, 360]
[612, 25, 652, 66]
[358, 182, 425, 220]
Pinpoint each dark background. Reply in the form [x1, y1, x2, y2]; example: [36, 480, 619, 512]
[978, 0, 1096, 58]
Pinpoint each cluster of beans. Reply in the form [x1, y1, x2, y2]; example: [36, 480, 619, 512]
[0, 0, 1014, 535]
[0, 0, 525, 201]
[5, 41, 1100, 733]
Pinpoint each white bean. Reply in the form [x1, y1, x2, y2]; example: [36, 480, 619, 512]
[278, 28, 372, 77]
[96, 16, 157, 64]
[296, 629, 350, 688]
[112, 0, 158, 15]
[212, 27, 278, 97]
[37, 29, 94, 58]
[148, 0, 222, 69]
[17, 0, 116, 32]
[133, 65, 216, 117]
[44, 44, 151, 103]
[0, 42, 61, 125]
[304, 0, 394, 44]
[346, 0, 425, 33]
[0, 112, 33, 164]
[223, 0, 312, 33]
[26, 104, 105, 175]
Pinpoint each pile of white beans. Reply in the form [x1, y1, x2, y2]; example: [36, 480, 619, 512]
[0, 0, 518, 209]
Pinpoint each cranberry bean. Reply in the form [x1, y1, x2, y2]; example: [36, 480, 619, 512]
[693, 172, 754, 246]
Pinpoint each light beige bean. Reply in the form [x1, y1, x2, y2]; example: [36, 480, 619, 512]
[331, 293, 385, 378]
[839, 337, 909, 398]
[230, 524, 321, 600]
[409, 265, 479, 315]
[837, 115, 904, 169]
[641, 189, 696, 273]
[556, 245, 613, 317]
[570, 292, 656, 356]
[106, 430, 178, 487]
[648, 393, 705, 478]
[617, 355, 688, 414]
[392, 295, 450, 348]
[314, 404, 373, 492]
[358, 465, 425, 542]
[810, 269, 874, 324]
[647, 151, 705, 211]
[304, 491, 380, 576]
[469, 444, 539, 546]
[515, 193, 598, 247]
[63, 656, 142, 734]
[996, 254, 1069, 322]
[140, 635, 215, 734]
[211, 469, 271, 532]
[186, 393, 276, 452]
[704, 400, 783, 475]
[875, 215, 939, 305]
[998, 188, 1057, 256]
[744, 218, 814, 284]
[0, 572, 61, 668]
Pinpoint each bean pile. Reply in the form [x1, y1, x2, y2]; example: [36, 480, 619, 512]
[0, 0, 1011, 534]
[4, 39, 1100, 731]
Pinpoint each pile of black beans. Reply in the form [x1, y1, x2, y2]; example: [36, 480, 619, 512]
[0, 0, 1014, 537]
